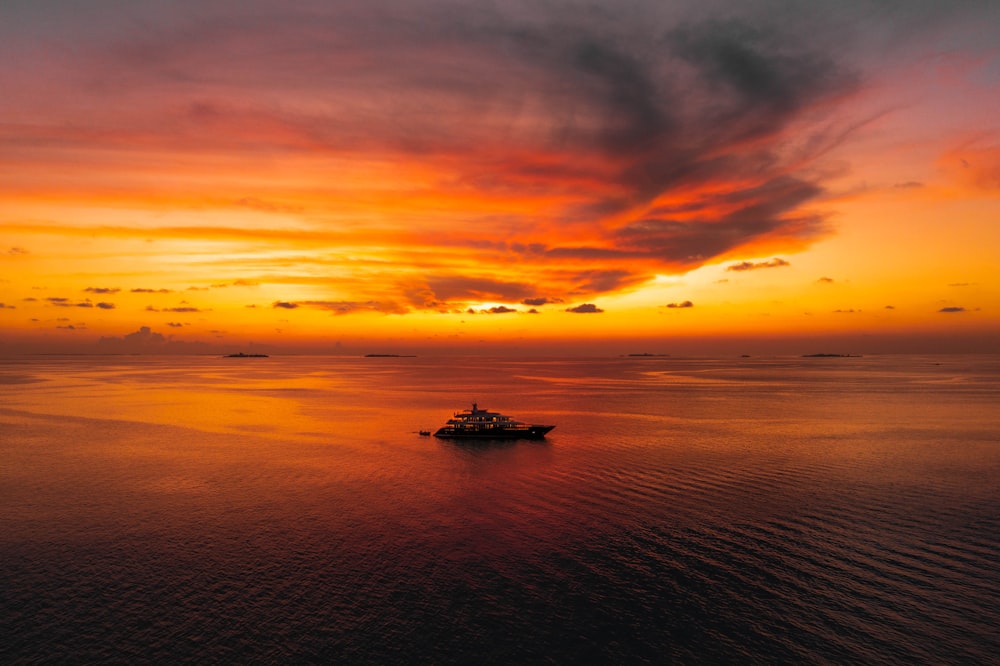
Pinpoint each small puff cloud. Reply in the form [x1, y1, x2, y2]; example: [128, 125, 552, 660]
[727, 258, 790, 272]
[566, 303, 604, 314]
[85, 287, 120, 294]
[938, 306, 966, 313]
[665, 301, 694, 308]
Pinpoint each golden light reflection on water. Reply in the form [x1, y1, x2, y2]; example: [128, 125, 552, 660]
[1, 354, 999, 663]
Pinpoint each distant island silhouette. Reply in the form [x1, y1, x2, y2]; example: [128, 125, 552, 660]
[365, 354, 416, 357]
[224, 352, 269, 358]
[802, 353, 862, 358]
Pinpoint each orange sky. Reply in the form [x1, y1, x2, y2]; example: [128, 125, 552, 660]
[1, 1, 998, 354]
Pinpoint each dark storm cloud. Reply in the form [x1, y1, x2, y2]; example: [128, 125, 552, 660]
[556, 180, 823, 272]
[666, 18, 852, 145]
[79, 2, 858, 283]
[495, 12, 851, 274]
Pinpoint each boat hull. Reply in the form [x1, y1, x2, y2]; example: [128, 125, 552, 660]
[433, 425, 554, 440]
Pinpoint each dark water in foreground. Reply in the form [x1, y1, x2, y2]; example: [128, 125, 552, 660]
[1, 354, 998, 664]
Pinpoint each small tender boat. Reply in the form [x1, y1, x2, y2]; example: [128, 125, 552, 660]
[433, 403, 554, 440]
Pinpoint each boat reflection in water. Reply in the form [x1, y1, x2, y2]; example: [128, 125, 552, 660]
[433, 403, 555, 440]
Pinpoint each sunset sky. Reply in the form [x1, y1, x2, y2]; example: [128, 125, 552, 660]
[2, 0, 998, 354]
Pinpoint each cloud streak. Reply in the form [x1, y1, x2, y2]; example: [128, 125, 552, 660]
[727, 258, 791, 272]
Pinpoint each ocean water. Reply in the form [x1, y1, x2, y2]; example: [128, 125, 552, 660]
[1, 354, 998, 664]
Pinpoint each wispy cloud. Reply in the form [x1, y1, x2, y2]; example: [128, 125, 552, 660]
[47, 297, 96, 308]
[521, 297, 562, 307]
[146, 306, 205, 313]
[726, 258, 790, 272]
[272, 300, 405, 315]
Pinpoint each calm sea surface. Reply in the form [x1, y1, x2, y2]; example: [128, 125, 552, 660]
[1, 354, 998, 664]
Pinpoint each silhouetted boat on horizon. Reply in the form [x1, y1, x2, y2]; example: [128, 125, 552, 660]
[433, 403, 554, 440]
